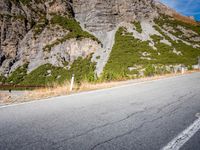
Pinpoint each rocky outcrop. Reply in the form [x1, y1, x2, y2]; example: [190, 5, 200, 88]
[73, 0, 157, 33]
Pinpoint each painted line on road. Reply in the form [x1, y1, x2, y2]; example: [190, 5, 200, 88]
[0, 73, 196, 109]
[161, 114, 200, 150]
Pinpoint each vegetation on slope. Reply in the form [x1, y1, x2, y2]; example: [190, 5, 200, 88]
[102, 27, 156, 80]
[153, 21, 200, 64]
[44, 15, 100, 52]
[1, 56, 96, 86]
[155, 15, 200, 44]
[151, 33, 200, 65]
[102, 25, 200, 81]
[22, 57, 95, 85]
[20, 64, 69, 86]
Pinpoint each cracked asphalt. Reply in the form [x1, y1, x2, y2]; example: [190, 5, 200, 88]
[0, 72, 200, 150]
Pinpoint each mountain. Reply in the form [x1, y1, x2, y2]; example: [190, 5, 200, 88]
[0, 0, 200, 85]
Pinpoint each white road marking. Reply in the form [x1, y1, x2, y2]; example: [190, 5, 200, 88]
[161, 114, 200, 150]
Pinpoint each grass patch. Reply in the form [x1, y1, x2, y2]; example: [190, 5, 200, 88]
[132, 21, 142, 33]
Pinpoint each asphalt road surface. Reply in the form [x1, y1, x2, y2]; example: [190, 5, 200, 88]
[0, 73, 200, 150]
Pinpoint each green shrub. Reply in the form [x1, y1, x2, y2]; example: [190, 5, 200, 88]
[150, 35, 163, 43]
[144, 65, 156, 77]
[0, 75, 6, 84]
[132, 21, 142, 33]
[21, 64, 69, 86]
[6, 63, 28, 84]
[69, 56, 96, 83]
[155, 65, 169, 75]
[188, 65, 193, 70]
[19, 56, 96, 86]
[96, 56, 100, 59]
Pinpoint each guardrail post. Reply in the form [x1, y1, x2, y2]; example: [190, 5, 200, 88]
[181, 66, 185, 74]
[174, 67, 177, 74]
[70, 74, 74, 92]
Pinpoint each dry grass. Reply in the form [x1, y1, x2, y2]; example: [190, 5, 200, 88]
[0, 93, 12, 104]
[2, 70, 200, 104]
[17, 81, 122, 102]
[21, 82, 72, 102]
[172, 13, 198, 25]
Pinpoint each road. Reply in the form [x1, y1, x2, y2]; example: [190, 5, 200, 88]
[0, 73, 200, 150]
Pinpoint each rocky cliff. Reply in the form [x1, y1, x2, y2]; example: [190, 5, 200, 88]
[74, 0, 156, 32]
[0, 0, 100, 76]
[0, 0, 200, 85]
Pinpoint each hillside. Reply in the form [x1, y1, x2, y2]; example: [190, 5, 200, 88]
[0, 0, 200, 85]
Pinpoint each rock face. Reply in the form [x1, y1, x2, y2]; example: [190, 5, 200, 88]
[11, 25, 100, 73]
[73, 0, 156, 32]
[73, 0, 158, 46]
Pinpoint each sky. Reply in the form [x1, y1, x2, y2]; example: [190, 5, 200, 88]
[160, 0, 200, 21]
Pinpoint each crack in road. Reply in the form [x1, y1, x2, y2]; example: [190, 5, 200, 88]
[156, 91, 193, 114]
[90, 93, 196, 150]
[54, 92, 196, 150]
[55, 107, 150, 148]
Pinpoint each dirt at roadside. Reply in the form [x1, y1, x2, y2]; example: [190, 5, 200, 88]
[0, 93, 11, 105]
[0, 91, 25, 105]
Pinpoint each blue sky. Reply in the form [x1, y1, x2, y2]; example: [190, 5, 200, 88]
[160, 0, 200, 21]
